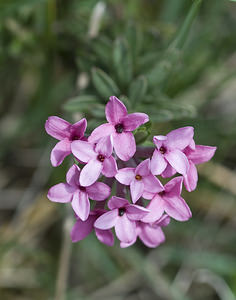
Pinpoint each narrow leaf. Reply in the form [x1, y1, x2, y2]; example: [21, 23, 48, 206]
[129, 76, 148, 107]
[169, 0, 203, 50]
[63, 95, 99, 112]
[113, 38, 133, 87]
[91, 68, 120, 99]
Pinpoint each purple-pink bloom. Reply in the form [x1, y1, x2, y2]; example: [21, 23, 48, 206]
[47, 164, 111, 221]
[115, 158, 164, 203]
[183, 143, 217, 191]
[150, 127, 194, 176]
[142, 177, 192, 223]
[71, 135, 117, 186]
[45, 116, 87, 167]
[88, 96, 149, 161]
[120, 214, 170, 248]
[71, 209, 114, 246]
[94, 196, 149, 243]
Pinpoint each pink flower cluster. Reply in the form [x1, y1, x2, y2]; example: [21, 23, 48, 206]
[45, 96, 216, 248]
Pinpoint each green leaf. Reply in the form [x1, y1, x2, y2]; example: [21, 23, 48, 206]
[146, 56, 178, 88]
[91, 68, 120, 99]
[169, 0, 203, 50]
[125, 23, 143, 63]
[129, 75, 148, 107]
[147, 0, 202, 88]
[90, 104, 106, 118]
[134, 121, 152, 144]
[137, 52, 161, 73]
[113, 38, 133, 87]
[0, 0, 47, 17]
[140, 100, 196, 122]
[148, 109, 174, 122]
[159, 246, 236, 276]
[63, 95, 99, 112]
[91, 36, 113, 67]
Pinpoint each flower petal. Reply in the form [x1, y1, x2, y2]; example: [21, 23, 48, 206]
[139, 223, 165, 248]
[163, 195, 192, 221]
[186, 145, 217, 165]
[108, 196, 129, 210]
[45, 116, 71, 140]
[189, 139, 196, 150]
[95, 135, 113, 157]
[94, 209, 118, 229]
[120, 239, 136, 248]
[47, 183, 75, 203]
[166, 126, 194, 150]
[50, 140, 71, 167]
[161, 164, 176, 178]
[135, 159, 150, 177]
[70, 216, 95, 242]
[71, 140, 96, 163]
[86, 182, 111, 201]
[66, 164, 80, 187]
[126, 204, 149, 220]
[142, 194, 165, 223]
[70, 118, 87, 139]
[115, 168, 135, 185]
[142, 190, 155, 200]
[130, 179, 144, 203]
[155, 214, 171, 227]
[95, 229, 114, 246]
[150, 149, 167, 175]
[105, 96, 127, 124]
[122, 113, 149, 131]
[183, 161, 198, 192]
[79, 159, 103, 186]
[113, 132, 136, 161]
[88, 123, 114, 143]
[153, 135, 167, 148]
[71, 191, 90, 221]
[102, 156, 118, 177]
[143, 174, 164, 194]
[115, 214, 136, 243]
[164, 176, 183, 196]
[165, 149, 189, 175]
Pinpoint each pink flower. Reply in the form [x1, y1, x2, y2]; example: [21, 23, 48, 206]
[142, 177, 192, 223]
[120, 214, 170, 248]
[88, 96, 149, 161]
[47, 164, 111, 221]
[115, 158, 164, 203]
[183, 143, 217, 191]
[150, 127, 194, 176]
[71, 209, 114, 246]
[45, 116, 87, 167]
[71, 135, 117, 186]
[94, 196, 149, 243]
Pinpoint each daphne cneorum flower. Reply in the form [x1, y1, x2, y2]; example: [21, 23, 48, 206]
[45, 95, 216, 248]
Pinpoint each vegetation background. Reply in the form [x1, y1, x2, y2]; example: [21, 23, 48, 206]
[0, 0, 236, 299]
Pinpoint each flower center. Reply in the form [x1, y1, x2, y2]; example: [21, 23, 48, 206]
[159, 191, 166, 196]
[135, 174, 142, 181]
[118, 207, 126, 216]
[79, 186, 86, 192]
[97, 154, 105, 162]
[70, 133, 81, 141]
[115, 123, 124, 134]
[159, 146, 166, 154]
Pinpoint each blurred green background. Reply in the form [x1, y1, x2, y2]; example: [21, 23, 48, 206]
[0, 0, 236, 299]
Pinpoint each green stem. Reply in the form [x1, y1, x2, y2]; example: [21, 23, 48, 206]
[169, 0, 203, 50]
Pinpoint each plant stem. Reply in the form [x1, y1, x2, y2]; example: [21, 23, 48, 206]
[169, 0, 203, 50]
